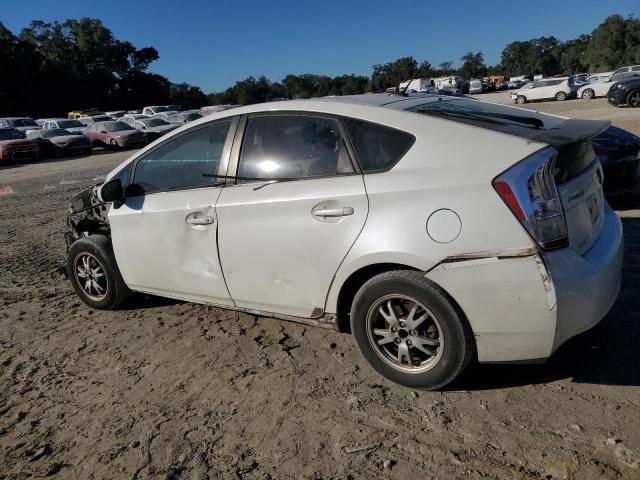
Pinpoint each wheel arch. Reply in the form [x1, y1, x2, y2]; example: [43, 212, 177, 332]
[333, 263, 420, 332]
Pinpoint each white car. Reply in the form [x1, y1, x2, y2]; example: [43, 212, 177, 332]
[511, 77, 573, 104]
[42, 118, 87, 134]
[577, 79, 615, 99]
[141, 106, 171, 116]
[65, 94, 623, 390]
[609, 65, 640, 83]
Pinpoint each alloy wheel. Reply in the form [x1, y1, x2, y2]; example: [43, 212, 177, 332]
[74, 253, 108, 301]
[629, 91, 640, 107]
[366, 294, 444, 373]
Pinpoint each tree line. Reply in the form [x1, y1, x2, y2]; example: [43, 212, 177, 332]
[1, 15, 638, 116]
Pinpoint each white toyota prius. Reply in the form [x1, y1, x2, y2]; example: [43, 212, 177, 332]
[65, 93, 624, 390]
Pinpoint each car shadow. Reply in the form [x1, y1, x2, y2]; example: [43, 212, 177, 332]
[121, 293, 182, 310]
[454, 215, 640, 390]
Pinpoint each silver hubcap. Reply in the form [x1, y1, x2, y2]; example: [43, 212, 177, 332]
[630, 92, 640, 107]
[366, 295, 444, 373]
[584, 90, 593, 99]
[74, 253, 108, 301]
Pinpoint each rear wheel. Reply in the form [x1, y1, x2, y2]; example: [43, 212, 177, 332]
[516, 95, 526, 104]
[627, 90, 640, 108]
[109, 138, 119, 149]
[67, 235, 130, 310]
[555, 91, 567, 101]
[350, 271, 475, 390]
[582, 89, 595, 100]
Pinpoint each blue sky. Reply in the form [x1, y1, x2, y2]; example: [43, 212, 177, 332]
[2, 0, 638, 92]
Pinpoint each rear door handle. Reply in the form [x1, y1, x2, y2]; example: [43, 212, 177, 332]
[186, 215, 214, 225]
[312, 207, 354, 217]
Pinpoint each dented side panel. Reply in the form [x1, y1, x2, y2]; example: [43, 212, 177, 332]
[425, 254, 558, 362]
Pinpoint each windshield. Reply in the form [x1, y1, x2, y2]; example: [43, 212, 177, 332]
[57, 120, 83, 129]
[154, 106, 169, 113]
[0, 129, 25, 140]
[141, 118, 168, 127]
[9, 118, 37, 127]
[103, 121, 133, 132]
[41, 129, 72, 138]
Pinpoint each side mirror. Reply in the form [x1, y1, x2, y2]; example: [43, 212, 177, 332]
[99, 178, 124, 208]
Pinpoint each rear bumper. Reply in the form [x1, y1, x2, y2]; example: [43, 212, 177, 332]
[424, 205, 623, 363]
[545, 204, 623, 351]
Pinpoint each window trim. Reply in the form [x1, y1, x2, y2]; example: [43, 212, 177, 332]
[340, 115, 416, 174]
[225, 111, 360, 187]
[126, 116, 239, 197]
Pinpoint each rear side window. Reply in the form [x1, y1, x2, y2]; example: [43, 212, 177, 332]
[343, 117, 415, 172]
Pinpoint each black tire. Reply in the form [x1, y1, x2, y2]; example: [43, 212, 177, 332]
[109, 138, 119, 149]
[516, 95, 526, 104]
[67, 235, 131, 310]
[350, 270, 475, 390]
[627, 90, 640, 108]
[582, 88, 595, 100]
[555, 91, 567, 101]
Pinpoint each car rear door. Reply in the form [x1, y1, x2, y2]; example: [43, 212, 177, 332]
[215, 113, 368, 318]
[108, 118, 238, 305]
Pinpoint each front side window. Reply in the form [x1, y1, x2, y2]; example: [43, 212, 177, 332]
[132, 121, 231, 195]
[632, 66, 640, 72]
[343, 117, 415, 173]
[237, 115, 354, 181]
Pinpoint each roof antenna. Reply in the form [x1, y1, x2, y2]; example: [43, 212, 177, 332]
[399, 64, 425, 97]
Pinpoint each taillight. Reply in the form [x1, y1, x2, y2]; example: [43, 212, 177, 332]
[493, 146, 568, 250]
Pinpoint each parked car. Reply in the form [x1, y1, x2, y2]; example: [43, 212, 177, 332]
[0, 128, 40, 162]
[607, 76, 640, 108]
[507, 79, 526, 89]
[106, 111, 127, 120]
[121, 117, 179, 141]
[468, 79, 483, 94]
[141, 106, 171, 116]
[84, 121, 147, 149]
[609, 65, 640, 83]
[27, 128, 92, 157]
[495, 81, 509, 91]
[591, 126, 640, 195]
[43, 118, 87, 134]
[577, 78, 615, 99]
[65, 94, 624, 390]
[586, 72, 612, 83]
[79, 115, 112, 126]
[0, 117, 41, 134]
[68, 109, 104, 120]
[511, 77, 573, 104]
[151, 111, 179, 121]
[166, 111, 203, 124]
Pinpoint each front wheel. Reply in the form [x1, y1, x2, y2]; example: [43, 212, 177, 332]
[67, 235, 131, 310]
[627, 90, 640, 108]
[516, 95, 527, 104]
[582, 89, 595, 99]
[555, 91, 567, 101]
[350, 271, 475, 390]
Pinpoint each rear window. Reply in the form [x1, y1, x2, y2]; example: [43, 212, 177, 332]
[343, 118, 415, 172]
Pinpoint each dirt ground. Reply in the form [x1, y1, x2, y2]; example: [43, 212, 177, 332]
[1, 99, 640, 480]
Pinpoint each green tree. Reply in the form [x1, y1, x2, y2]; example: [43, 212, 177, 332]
[457, 51, 487, 79]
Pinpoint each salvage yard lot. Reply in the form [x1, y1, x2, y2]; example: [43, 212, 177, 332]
[1, 98, 639, 479]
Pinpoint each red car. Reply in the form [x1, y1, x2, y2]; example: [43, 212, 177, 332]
[84, 121, 147, 149]
[0, 128, 40, 162]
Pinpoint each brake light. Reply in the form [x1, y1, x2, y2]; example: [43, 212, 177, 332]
[493, 147, 568, 250]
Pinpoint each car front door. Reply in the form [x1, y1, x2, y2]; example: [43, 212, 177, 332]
[108, 118, 238, 305]
[215, 113, 368, 318]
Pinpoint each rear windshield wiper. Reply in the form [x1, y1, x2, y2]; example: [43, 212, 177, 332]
[417, 109, 544, 129]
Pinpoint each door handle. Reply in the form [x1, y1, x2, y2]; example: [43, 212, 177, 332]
[186, 215, 214, 225]
[312, 207, 354, 217]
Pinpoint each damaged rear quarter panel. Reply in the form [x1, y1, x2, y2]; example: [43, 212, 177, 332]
[425, 252, 557, 363]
